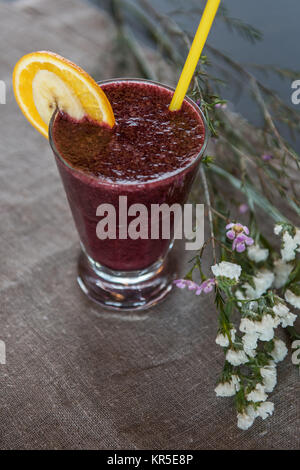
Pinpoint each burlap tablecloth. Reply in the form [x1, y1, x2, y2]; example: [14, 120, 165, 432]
[0, 0, 299, 450]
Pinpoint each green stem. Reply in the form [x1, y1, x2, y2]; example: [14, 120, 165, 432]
[111, 0, 157, 80]
[211, 164, 291, 223]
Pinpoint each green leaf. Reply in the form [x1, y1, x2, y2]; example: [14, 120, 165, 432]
[202, 155, 215, 167]
[288, 282, 300, 296]
[217, 277, 239, 290]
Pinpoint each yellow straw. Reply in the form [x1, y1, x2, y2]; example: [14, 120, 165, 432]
[169, 0, 220, 111]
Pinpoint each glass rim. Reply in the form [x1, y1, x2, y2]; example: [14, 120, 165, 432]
[49, 77, 209, 187]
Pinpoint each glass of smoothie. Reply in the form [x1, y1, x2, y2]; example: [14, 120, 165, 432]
[49, 79, 208, 310]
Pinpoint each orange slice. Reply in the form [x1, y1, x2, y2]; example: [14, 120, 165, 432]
[13, 51, 115, 138]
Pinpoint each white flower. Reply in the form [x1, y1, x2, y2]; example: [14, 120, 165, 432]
[257, 314, 280, 341]
[285, 289, 300, 309]
[215, 333, 229, 347]
[230, 374, 241, 391]
[260, 364, 277, 392]
[273, 259, 293, 289]
[281, 231, 299, 261]
[215, 382, 235, 397]
[274, 225, 300, 261]
[243, 270, 274, 299]
[281, 312, 297, 328]
[237, 405, 257, 430]
[242, 332, 259, 357]
[237, 412, 254, 430]
[240, 318, 257, 334]
[242, 332, 259, 350]
[273, 302, 289, 318]
[215, 328, 236, 347]
[256, 401, 274, 420]
[274, 224, 283, 235]
[270, 338, 288, 363]
[240, 314, 279, 342]
[247, 244, 269, 263]
[211, 261, 241, 281]
[273, 301, 297, 327]
[215, 375, 240, 397]
[226, 348, 248, 366]
[245, 348, 256, 358]
[235, 290, 257, 312]
[246, 383, 267, 403]
[238, 401, 274, 429]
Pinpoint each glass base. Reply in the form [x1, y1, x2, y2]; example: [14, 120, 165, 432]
[77, 248, 177, 311]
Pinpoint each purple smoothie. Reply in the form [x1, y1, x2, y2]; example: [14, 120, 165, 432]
[50, 80, 206, 271]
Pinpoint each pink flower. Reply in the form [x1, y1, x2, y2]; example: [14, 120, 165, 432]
[215, 102, 227, 109]
[233, 234, 254, 252]
[187, 280, 199, 292]
[262, 154, 273, 161]
[239, 204, 249, 214]
[173, 279, 187, 289]
[173, 279, 202, 295]
[226, 222, 249, 234]
[226, 229, 236, 240]
[226, 222, 254, 252]
[200, 278, 216, 293]
[173, 278, 216, 295]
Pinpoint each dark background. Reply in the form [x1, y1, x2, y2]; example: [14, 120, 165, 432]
[91, 0, 300, 149]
